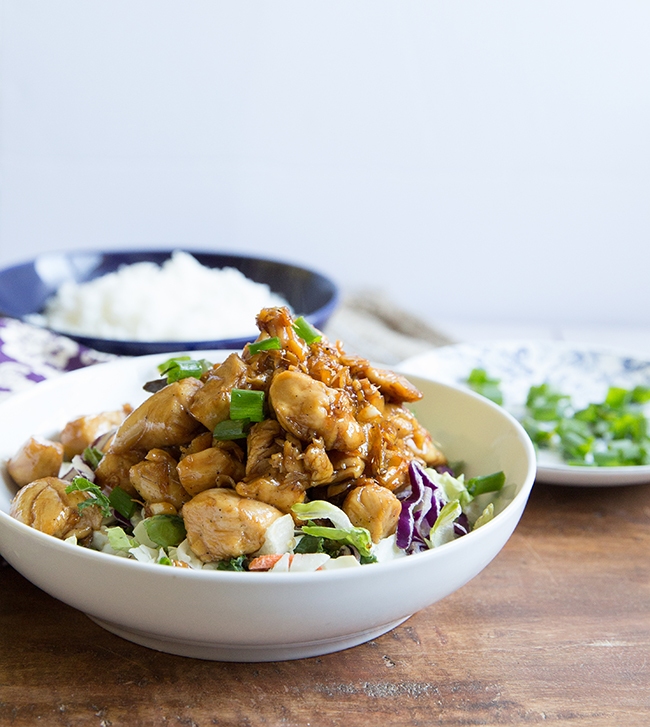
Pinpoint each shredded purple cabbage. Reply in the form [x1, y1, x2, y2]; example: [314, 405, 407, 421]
[454, 512, 470, 537]
[397, 462, 444, 553]
[112, 507, 134, 531]
[60, 455, 95, 483]
[92, 429, 116, 452]
[435, 463, 456, 477]
[397, 461, 468, 553]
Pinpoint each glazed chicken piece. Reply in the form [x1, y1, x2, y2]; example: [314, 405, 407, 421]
[235, 475, 306, 513]
[182, 487, 283, 562]
[244, 420, 284, 478]
[303, 340, 349, 388]
[59, 405, 132, 459]
[180, 431, 214, 456]
[188, 353, 249, 431]
[244, 428, 335, 488]
[93, 449, 147, 497]
[269, 369, 365, 452]
[366, 419, 414, 492]
[302, 438, 334, 486]
[350, 377, 385, 424]
[10, 476, 103, 540]
[238, 424, 335, 510]
[108, 378, 204, 454]
[341, 354, 423, 404]
[6, 436, 64, 487]
[255, 306, 310, 362]
[384, 404, 446, 467]
[129, 448, 190, 510]
[342, 480, 402, 543]
[237, 425, 308, 511]
[362, 401, 447, 491]
[261, 433, 304, 483]
[327, 451, 366, 485]
[177, 442, 246, 497]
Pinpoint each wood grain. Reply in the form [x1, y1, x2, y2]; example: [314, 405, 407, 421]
[2, 481, 649, 727]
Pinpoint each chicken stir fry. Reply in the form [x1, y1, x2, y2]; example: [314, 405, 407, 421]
[7, 307, 507, 572]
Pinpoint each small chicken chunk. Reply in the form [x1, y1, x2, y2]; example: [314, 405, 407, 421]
[303, 438, 334, 486]
[255, 306, 310, 361]
[343, 355, 423, 404]
[188, 353, 249, 431]
[129, 449, 190, 509]
[10, 476, 103, 540]
[60, 405, 132, 460]
[109, 378, 204, 454]
[94, 449, 146, 497]
[343, 480, 402, 543]
[180, 432, 214, 456]
[269, 370, 365, 451]
[7, 436, 64, 487]
[384, 404, 447, 467]
[235, 475, 306, 513]
[245, 420, 283, 479]
[328, 451, 366, 485]
[366, 416, 421, 492]
[182, 488, 283, 562]
[177, 444, 245, 497]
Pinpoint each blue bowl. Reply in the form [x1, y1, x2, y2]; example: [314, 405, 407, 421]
[0, 249, 339, 356]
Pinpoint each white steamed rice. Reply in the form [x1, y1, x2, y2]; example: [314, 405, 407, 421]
[29, 251, 289, 341]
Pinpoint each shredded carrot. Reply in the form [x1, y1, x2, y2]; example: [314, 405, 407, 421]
[248, 554, 289, 571]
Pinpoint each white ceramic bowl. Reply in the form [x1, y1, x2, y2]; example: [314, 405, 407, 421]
[0, 353, 536, 662]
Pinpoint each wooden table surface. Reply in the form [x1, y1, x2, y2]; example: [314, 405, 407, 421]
[2, 479, 649, 727]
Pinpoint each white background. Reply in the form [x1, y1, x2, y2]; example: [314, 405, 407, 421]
[1, 1, 649, 336]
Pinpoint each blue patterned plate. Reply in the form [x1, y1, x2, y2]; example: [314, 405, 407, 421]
[399, 341, 650, 486]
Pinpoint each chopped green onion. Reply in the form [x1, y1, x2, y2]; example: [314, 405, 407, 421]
[142, 515, 186, 548]
[108, 486, 137, 520]
[593, 439, 648, 467]
[466, 368, 503, 405]
[557, 418, 594, 463]
[526, 383, 571, 421]
[247, 337, 282, 355]
[609, 411, 647, 441]
[157, 356, 212, 384]
[230, 388, 265, 422]
[158, 555, 173, 566]
[292, 316, 322, 345]
[213, 418, 251, 440]
[521, 378, 650, 468]
[82, 446, 104, 470]
[466, 470, 506, 497]
[631, 385, 650, 404]
[520, 416, 555, 447]
[604, 386, 631, 410]
[65, 476, 112, 518]
[157, 355, 191, 374]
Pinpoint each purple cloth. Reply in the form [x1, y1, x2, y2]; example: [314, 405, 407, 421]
[0, 318, 115, 401]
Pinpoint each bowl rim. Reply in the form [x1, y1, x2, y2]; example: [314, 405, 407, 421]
[0, 357, 537, 583]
